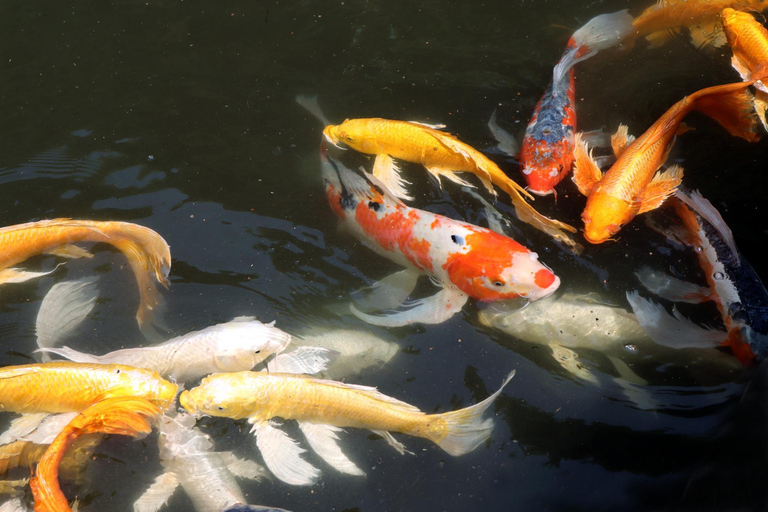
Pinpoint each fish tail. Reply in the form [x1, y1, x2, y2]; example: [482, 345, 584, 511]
[571, 10, 634, 53]
[430, 371, 515, 456]
[104, 223, 171, 336]
[692, 82, 761, 142]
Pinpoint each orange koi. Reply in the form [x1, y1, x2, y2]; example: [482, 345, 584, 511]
[722, 7, 768, 128]
[0, 219, 171, 334]
[0, 362, 177, 414]
[322, 118, 578, 250]
[632, 0, 768, 49]
[572, 80, 761, 244]
[30, 397, 161, 512]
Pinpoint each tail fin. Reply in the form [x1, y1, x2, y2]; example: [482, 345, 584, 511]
[105, 222, 171, 338]
[692, 82, 761, 142]
[432, 370, 515, 456]
[30, 397, 160, 512]
[571, 10, 634, 52]
[35, 346, 101, 364]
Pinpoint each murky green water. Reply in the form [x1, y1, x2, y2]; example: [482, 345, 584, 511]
[2, 1, 768, 511]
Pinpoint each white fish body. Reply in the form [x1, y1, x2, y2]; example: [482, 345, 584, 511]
[39, 317, 292, 382]
[134, 412, 268, 512]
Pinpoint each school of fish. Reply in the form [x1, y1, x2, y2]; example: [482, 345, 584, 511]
[0, 1, 768, 511]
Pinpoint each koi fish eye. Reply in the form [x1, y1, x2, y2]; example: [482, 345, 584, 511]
[492, 279, 505, 287]
[217, 406, 225, 411]
[254, 350, 261, 354]
[345, 136, 354, 142]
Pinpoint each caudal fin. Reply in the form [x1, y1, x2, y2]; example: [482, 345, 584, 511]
[571, 10, 634, 53]
[692, 82, 761, 142]
[432, 371, 515, 456]
[105, 222, 171, 338]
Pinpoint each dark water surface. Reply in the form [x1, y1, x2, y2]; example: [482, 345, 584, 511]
[2, 1, 768, 511]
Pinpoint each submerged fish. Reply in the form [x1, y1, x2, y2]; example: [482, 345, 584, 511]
[323, 153, 560, 326]
[38, 317, 292, 383]
[518, 10, 633, 196]
[628, 189, 768, 364]
[0, 362, 177, 414]
[572, 80, 762, 243]
[30, 397, 161, 512]
[134, 412, 277, 512]
[180, 370, 515, 486]
[632, 0, 768, 49]
[320, 118, 578, 249]
[722, 7, 768, 129]
[0, 219, 171, 335]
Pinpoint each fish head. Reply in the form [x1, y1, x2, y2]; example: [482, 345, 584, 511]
[179, 373, 257, 420]
[444, 229, 560, 302]
[323, 119, 381, 153]
[521, 152, 572, 196]
[581, 192, 634, 244]
[213, 317, 292, 372]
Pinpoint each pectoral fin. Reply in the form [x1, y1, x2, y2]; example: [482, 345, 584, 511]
[349, 286, 468, 327]
[626, 291, 725, 349]
[219, 451, 268, 481]
[571, 132, 603, 196]
[0, 413, 50, 446]
[133, 470, 180, 512]
[249, 420, 320, 486]
[298, 422, 365, 476]
[267, 346, 336, 375]
[43, 244, 92, 259]
[731, 55, 753, 83]
[426, 166, 476, 189]
[635, 267, 712, 304]
[353, 268, 421, 312]
[637, 165, 683, 214]
[581, 128, 612, 149]
[0, 265, 61, 285]
[36, 277, 99, 362]
[372, 154, 413, 201]
[487, 109, 519, 157]
[754, 90, 768, 131]
[610, 125, 635, 158]
[22, 412, 78, 444]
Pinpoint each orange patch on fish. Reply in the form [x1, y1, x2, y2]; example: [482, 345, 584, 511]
[326, 185, 347, 220]
[534, 269, 556, 289]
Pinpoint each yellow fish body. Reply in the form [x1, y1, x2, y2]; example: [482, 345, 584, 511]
[0, 362, 177, 414]
[0, 219, 171, 333]
[180, 370, 514, 485]
[323, 118, 578, 250]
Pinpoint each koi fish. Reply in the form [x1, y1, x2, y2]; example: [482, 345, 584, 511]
[0, 362, 177, 414]
[628, 189, 768, 364]
[722, 7, 768, 129]
[572, 80, 762, 243]
[518, 10, 633, 196]
[322, 153, 560, 327]
[30, 396, 161, 512]
[0, 436, 101, 483]
[0, 219, 171, 336]
[320, 118, 579, 250]
[179, 370, 515, 486]
[632, 0, 768, 49]
[37, 317, 293, 383]
[134, 412, 280, 512]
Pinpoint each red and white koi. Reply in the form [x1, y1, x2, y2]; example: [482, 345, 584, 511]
[322, 151, 560, 327]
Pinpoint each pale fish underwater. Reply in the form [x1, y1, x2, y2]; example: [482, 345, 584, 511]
[179, 370, 515, 486]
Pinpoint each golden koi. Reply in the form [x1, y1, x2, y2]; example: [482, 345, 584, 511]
[0, 219, 171, 334]
[0, 362, 177, 414]
[180, 370, 514, 486]
[632, 0, 768, 49]
[30, 397, 161, 512]
[322, 119, 578, 250]
[572, 80, 762, 243]
[722, 7, 768, 128]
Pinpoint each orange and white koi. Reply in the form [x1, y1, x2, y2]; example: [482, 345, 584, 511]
[322, 153, 560, 327]
[320, 117, 578, 250]
[517, 10, 632, 196]
[632, 0, 768, 49]
[628, 189, 768, 365]
[722, 7, 768, 128]
[0, 362, 177, 414]
[0, 219, 171, 335]
[30, 397, 161, 512]
[572, 80, 761, 244]
[179, 369, 515, 485]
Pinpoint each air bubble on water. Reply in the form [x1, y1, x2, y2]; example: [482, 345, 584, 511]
[624, 344, 638, 353]
[147, 155, 154, 161]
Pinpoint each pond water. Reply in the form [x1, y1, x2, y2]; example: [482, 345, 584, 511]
[2, 1, 768, 511]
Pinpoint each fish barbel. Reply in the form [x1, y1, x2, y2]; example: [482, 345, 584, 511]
[572, 79, 762, 243]
[0, 219, 171, 335]
[30, 396, 161, 512]
[0, 362, 177, 414]
[180, 370, 514, 485]
[322, 118, 579, 250]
